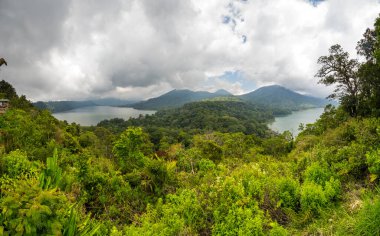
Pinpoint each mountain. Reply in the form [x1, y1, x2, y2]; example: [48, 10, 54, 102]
[214, 89, 231, 96]
[33, 100, 96, 113]
[34, 98, 138, 113]
[239, 85, 329, 110]
[129, 89, 232, 110]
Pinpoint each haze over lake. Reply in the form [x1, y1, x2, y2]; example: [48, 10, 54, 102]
[269, 107, 325, 136]
[53, 106, 155, 126]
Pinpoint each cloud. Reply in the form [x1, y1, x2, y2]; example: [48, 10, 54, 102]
[0, 0, 379, 101]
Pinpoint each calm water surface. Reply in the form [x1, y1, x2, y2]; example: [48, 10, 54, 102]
[269, 107, 324, 136]
[53, 106, 155, 126]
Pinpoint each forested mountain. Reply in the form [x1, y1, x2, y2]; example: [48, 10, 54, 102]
[128, 85, 328, 111]
[34, 100, 96, 113]
[239, 85, 330, 110]
[128, 89, 232, 110]
[34, 98, 138, 113]
[98, 100, 275, 142]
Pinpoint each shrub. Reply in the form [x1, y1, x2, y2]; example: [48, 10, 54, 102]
[277, 178, 300, 210]
[197, 158, 216, 172]
[212, 204, 264, 236]
[304, 162, 332, 186]
[0, 150, 35, 178]
[366, 149, 380, 182]
[300, 182, 327, 214]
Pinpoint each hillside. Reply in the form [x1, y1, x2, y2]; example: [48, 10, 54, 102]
[1, 80, 380, 235]
[128, 89, 232, 110]
[99, 100, 274, 138]
[34, 98, 138, 113]
[239, 85, 330, 110]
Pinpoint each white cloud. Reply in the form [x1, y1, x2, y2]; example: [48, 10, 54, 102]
[0, 0, 379, 101]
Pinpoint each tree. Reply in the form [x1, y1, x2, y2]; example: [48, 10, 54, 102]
[316, 44, 360, 116]
[0, 80, 17, 99]
[356, 18, 380, 116]
[357, 28, 377, 62]
[113, 127, 153, 172]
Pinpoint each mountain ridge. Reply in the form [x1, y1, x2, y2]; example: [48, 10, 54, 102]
[129, 85, 329, 111]
[128, 89, 232, 110]
[239, 85, 330, 110]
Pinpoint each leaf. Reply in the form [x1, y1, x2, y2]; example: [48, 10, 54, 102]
[370, 174, 378, 182]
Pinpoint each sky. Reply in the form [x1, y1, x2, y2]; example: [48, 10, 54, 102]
[0, 0, 379, 101]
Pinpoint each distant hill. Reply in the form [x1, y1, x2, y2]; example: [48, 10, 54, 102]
[129, 89, 232, 110]
[99, 100, 273, 137]
[239, 85, 329, 110]
[34, 98, 138, 113]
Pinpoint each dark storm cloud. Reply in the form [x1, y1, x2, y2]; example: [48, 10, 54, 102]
[0, 0, 379, 100]
[0, 0, 71, 98]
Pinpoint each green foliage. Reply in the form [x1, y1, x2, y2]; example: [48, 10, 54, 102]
[366, 149, 380, 181]
[193, 134, 223, 163]
[304, 162, 332, 186]
[212, 204, 264, 236]
[300, 182, 327, 214]
[354, 198, 380, 236]
[63, 206, 101, 236]
[261, 132, 293, 157]
[99, 100, 273, 138]
[125, 189, 204, 235]
[1, 71, 380, 235]
[0, 80, 17, 99]
[277, 178, 300, 210]
[0, 178, 68, 235]
[197, 158, 216, 172]
[113, 127, 153, 172]
[269, 222, 289, 236]
[39, 149, 62, 190]
[0, 150, 36, 178]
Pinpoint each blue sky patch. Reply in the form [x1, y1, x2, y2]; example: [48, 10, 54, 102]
[208, 70, 256, 93]
[309, 0, 325, 6]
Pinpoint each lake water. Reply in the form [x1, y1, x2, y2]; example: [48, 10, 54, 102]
[268, 107, 325, 136]
[53, 106, 155, 126]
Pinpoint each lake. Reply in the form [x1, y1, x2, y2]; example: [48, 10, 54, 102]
[53, 106, 156, 126]
[268, 107, 325, 136]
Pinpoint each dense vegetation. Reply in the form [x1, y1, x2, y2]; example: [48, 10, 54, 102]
[98, 100, 276, 143]
[1, 15, 380, 236]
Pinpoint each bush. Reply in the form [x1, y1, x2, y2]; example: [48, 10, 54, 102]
[0, 150, 35, 178]
[300, 182, 327, 214]
[0, 178, 68, 235]
[304, 162, 332, 186]
[197, 158, 216, 172]
[277, 178, 300, 210]
[366, 149, 380, 182]
[212, 204, 264, 236]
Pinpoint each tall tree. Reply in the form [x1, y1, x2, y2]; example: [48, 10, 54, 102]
[0, 80, 17, 99]
[316, 44, 360, 116]
[356, 16, 380, 116]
